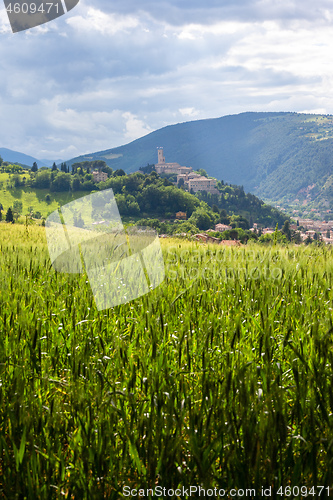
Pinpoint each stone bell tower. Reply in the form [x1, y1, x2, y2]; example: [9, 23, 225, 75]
[157, 147, 165, 164]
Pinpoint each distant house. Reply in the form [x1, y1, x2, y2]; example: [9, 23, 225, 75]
[176, 211, 187, 220]
[215, 223, 232, 232]
[92, 171, 108, 183]
[194, 233, 208, 242]
[194, 233, 220, 244]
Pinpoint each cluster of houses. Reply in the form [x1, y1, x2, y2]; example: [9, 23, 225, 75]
[155, 148, 219, 194]
[191, 219, 333, 245]
[294, 219, 333, 244]
[251, 220, 333, 244]
[193, 224, 240, 246]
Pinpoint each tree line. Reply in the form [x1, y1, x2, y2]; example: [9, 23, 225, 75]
[1, 160, 288, 230]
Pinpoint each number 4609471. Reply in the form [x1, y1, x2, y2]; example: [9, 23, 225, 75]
[277, 486, 330, 496]
[6, 3, 59, 14]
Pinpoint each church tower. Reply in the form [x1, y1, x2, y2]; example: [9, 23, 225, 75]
[157, 147, 165, 164]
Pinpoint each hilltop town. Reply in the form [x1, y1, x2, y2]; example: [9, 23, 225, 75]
[155, 148, 219, 194]
[153, 148, 333, 244]
[1, 149, 333, 244]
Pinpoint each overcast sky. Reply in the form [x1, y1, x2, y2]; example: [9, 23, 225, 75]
[1, 0, 333, 160]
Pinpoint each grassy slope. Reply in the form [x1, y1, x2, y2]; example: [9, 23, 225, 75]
[1, 224, 333, 496]
[0, 173, 90, 217]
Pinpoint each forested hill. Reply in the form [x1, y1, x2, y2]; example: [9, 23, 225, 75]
[0, 161, 286, 229]
[65, 112, 333, 209]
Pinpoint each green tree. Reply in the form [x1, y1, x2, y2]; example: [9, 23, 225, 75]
[127, 200, 140, 216]
[5, 207, 14, 222]
[230, 214, 250, 230]
[229, 229, 239, 240]
[72, 176, 81, 191]
[177, 177, 185, 189]
[11, 174, 25, 188]
[281, 220, 291, 241]
[101, 165, 113, 177]
[114, 169, 126, 177]
[81, 180, 96, 191]
[196, 168, 208, 178]
[34, 170, 51, 189]
[189, 208, 213, 230]
[139, 163, 155, 174]
[114, 194, 128, 215]
[219, 209, 230, 224]
[31, 162, 38, 172]
[13, 200, 23, 214]
[51, 172, 71, 192]
[292, 231, 302, 244]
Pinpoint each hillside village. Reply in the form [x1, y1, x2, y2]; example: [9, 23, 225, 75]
[1, 148, 333, 244]
[153, 148, 333, 245]
[192, 221, 333, 245]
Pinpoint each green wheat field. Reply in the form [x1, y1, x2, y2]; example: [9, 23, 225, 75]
[1, 223, 333, 498]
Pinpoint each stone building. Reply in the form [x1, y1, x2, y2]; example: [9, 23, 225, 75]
[155, 147, 191, 175]
[155, 147, 219, 194]
[92, 171, 108, 183]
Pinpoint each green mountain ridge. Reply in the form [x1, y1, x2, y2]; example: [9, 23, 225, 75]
[65, 112, 333, 212]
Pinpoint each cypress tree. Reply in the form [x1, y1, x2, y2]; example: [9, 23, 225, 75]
[5, 207, 14, 223]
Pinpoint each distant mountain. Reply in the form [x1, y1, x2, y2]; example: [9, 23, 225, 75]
[40, 158, 64, 167]
[0, 148, 62, 168]
[65, 112, 333, 212]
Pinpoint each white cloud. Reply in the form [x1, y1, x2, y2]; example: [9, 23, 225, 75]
[1, 0, 333, 159]
[66, 7, 140, 34]
[179, 107, 199, 117]
[122, 112, 152, 142]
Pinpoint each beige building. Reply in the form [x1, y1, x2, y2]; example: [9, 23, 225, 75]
[215, 223, 232, 232]
[92, 171, 108, 183]
[176, 211, 187, 220]
[177, 172, 201, 184]
[188, 176, 218, 193]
